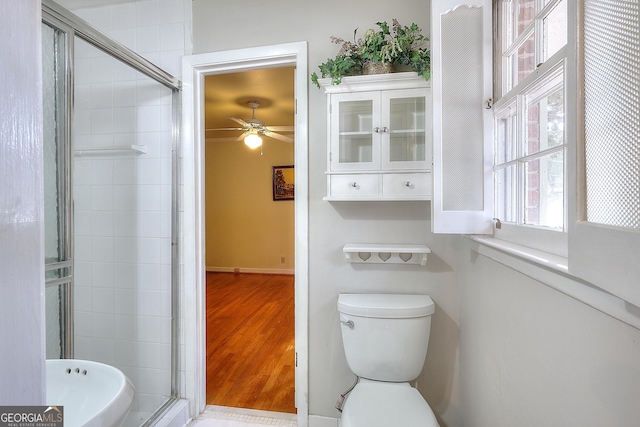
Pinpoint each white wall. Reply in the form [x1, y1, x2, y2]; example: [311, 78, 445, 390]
[458, 237, 640, 426]
[192, 2, 461, 426]
[0, 0, 46, 405]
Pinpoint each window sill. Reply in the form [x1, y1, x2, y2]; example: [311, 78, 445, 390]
[470, 235, 568, 273]
[466, 235, 640, 330]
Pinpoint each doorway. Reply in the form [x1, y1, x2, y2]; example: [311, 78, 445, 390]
[181, 42, 309, 426]
[203, 67, 296, 412]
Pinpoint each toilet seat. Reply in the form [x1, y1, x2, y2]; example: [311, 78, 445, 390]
[340, 381, 439, 427]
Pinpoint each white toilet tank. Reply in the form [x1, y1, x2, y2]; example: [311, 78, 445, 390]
[338, 294, 435, 382]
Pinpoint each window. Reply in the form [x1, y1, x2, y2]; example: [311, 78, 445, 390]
[431, 0, 640, 307]
[493, 0, 568, 246]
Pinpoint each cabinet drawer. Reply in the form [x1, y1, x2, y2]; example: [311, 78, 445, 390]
[329, 174, 380, 198]
[382, 172, 431, 198]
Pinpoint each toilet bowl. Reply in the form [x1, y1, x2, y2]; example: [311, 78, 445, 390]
[340, 381, 438, 427]
[337, 294, 439, 427]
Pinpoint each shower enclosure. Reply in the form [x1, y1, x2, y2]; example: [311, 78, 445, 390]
[42, 1, 180, 425]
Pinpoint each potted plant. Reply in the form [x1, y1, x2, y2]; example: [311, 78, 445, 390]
[311, 19, 431, 88]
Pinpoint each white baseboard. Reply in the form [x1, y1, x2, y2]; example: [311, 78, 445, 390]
[309, 415, 339, 427]
[206, 266, 294, 275]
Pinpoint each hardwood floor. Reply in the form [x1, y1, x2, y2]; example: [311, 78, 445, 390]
[206, 272, 296, 413]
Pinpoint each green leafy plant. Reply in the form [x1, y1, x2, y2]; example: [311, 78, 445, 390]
[311, 19, 431, 88]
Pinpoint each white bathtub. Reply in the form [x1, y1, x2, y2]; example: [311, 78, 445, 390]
[46, 359, 135, 427]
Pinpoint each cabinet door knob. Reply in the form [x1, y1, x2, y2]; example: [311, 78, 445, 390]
[374, 127, 380, 133]
[405, 181, 412, 187]
[382, 126, 389, 133]
[351, 182, 358, 188]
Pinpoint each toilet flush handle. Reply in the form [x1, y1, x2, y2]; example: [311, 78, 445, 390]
[340, 319, 354, 329]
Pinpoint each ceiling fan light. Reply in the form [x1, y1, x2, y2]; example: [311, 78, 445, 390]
[244, 133, 262, 149]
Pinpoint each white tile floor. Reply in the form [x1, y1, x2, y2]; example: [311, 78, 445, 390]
[188, 406, 297, 427]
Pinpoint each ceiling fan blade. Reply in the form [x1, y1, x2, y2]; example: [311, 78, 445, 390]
[205, 136, 245, 143]
[235, 132, 249, 141]
[263, 131, 294, 143]
[229, 117, 250, 127]
[205, 127, 245, 131]
[265, 126, 294, 132]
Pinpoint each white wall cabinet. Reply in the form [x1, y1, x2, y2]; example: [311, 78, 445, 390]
[319, 73, 431, 201]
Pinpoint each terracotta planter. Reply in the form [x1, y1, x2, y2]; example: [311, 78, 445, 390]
[363, 61, 395, 75]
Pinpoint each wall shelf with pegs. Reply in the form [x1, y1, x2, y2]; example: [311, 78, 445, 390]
[343, 243, 431, 266]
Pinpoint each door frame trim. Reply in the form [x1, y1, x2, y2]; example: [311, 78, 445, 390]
[181, 42, 309, 426]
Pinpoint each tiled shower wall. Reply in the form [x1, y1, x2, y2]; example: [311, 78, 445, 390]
[69, 0, 190, 421]
[71, 0, 189, 79]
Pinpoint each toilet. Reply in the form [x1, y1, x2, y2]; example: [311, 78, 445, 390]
[337, 293, 439, 427]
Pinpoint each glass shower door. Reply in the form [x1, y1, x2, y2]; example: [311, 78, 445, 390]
[42, 2, 180, 423]
[72, 36, 175, 426]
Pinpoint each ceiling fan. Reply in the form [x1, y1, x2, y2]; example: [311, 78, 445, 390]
[206, 100, 294, 149]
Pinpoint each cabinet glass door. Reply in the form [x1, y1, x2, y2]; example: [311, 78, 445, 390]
[383, 90, 430, 170]
[331, 92, 380, 170]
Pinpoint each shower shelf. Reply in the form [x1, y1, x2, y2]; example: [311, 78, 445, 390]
[343, 243, 431, 265]
[74, 144, 147, 156]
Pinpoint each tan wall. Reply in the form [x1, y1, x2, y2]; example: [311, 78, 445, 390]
[205, 137, 294, 271]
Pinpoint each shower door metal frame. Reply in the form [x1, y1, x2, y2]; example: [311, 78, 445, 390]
[42, 1, 179, 88]
[42, 16, 75, 359]
[42, 1, 182, 423]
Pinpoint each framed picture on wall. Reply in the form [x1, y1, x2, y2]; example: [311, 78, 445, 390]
[272, 165, 294, 201]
